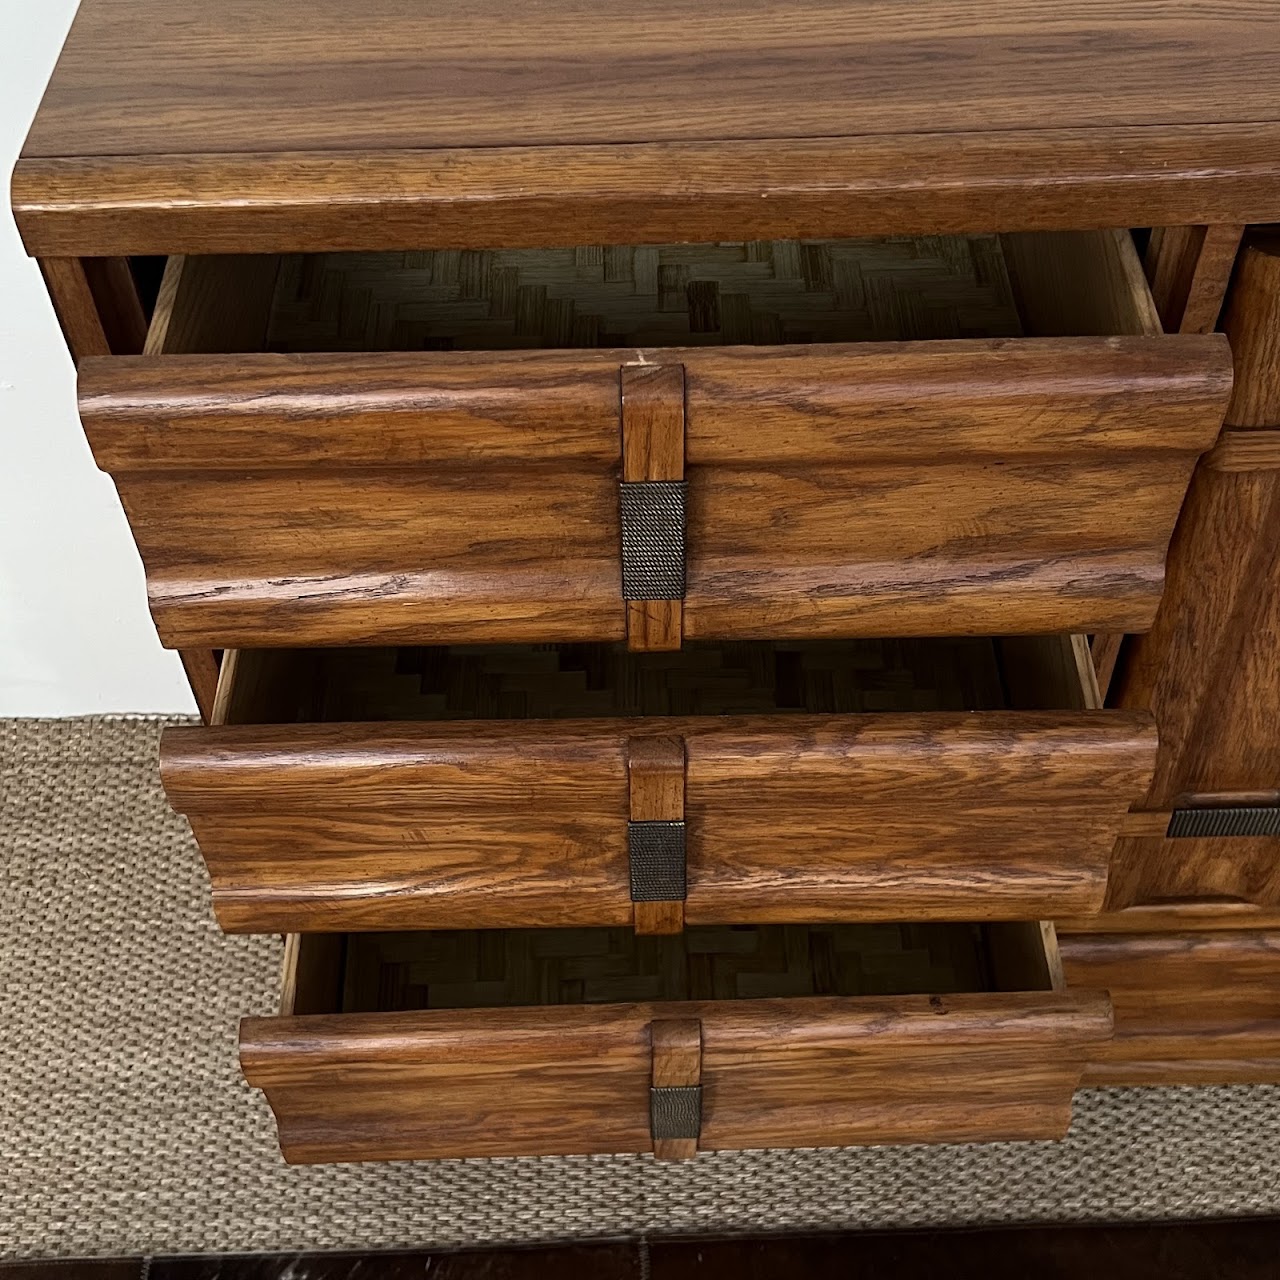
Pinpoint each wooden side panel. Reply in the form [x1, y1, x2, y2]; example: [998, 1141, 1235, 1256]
[146, 254, 282, 355]
[164, 711, 1155, 932]
[1113, 236, 1280, 823]
[1145, 225, 1245, 335]
[682, 337, 1230, 639]
[1000, 228, 1161, 338]
[240, 991, 1112, 1163]
[1060, 930, 1280, 1084]
[1115, 462, 1280, 807]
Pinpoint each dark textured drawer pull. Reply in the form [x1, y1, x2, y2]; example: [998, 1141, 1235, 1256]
[620, 480, 687, 601]
[650, 1085, 702, 1141]
[628, 820, 687, 902]
[1168, 806, 1280, 838]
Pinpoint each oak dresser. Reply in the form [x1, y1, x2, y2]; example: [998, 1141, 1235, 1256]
[14, 0, 1280, 1163]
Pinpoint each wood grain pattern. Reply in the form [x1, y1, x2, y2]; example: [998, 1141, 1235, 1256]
[39, 257, 111, 359]
[1056, 902, 1280, 934]
[1223, 234, 1280, 428]
[81, 257, 148, 354]
[1105, 832, 1280, 912]
[16, 3, 1280, 253]
[1205, 428, 1280, 471]
[1000, 229, 1160, 338]
[1059, 930, 1280, 1083]
[146, 253, 281, 356]
[79, 335, 1231, 649]
[17, 127, 1280, 259]
[40, 253, 221, 721]
[650, 1018, 701, 1160]
[1112, 233, 1280, 816]
[244, 919, 1110, 1161]
[622, 364, 685, 653]
[161, 709, 1155, 933]
[25, 2, 1280, 159]
[681, 337, 1227, 639]
[628, 736, 687, 936]
[1145, 224, 1244, 334]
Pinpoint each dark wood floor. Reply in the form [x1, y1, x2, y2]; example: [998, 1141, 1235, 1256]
[4, 1219, 1280, 1278]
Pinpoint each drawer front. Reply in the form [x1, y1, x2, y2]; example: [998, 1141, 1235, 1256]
[1059, 930, 1280, 1084]
[240, 990, 1112, 1163]
[163, 710, 1157, 932]
[81, 336, 1230, 649]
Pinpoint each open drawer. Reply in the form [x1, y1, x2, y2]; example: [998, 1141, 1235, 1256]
[242, 919, 1112, 1162]
[162, 635, 1156, 932]
[80, 231, 1231, 650]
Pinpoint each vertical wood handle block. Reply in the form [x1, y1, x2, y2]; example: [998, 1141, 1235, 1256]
[628, 735, 687, 935]
[621, 363, 686, 652]
[650, 1017, 702, 1160]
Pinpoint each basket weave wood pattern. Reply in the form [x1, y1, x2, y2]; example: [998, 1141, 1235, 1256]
[266, 236, 1024, 352]
[309, 639, 1010, 723]
[340, 923, 995, 1014]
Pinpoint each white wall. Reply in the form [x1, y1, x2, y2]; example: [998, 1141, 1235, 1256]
[0, 0, 197, 715]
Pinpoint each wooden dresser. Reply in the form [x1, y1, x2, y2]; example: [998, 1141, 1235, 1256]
[15, 1, 1280, 1163]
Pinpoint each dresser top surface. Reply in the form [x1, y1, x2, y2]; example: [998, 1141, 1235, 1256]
[14, 0, 1280, 255]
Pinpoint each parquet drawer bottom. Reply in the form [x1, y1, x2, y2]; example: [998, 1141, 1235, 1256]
[242, 919, 1112, 1163]
[1058, 929, 1280, 1084]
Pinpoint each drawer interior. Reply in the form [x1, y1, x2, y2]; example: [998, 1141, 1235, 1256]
[285, 919, 1065, 1017]
[146, 229, 1160, 357]
[215, 634, 1100, 726]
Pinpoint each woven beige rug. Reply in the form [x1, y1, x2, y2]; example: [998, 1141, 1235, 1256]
[3, 716, 1280, 1259]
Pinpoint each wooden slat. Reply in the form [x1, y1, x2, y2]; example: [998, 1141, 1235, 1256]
[1059, 930, 1280, 1084]
[1000, 229, 1160, 337]
[622, 364, 685, 652]
[1090, 634, 1126, 700]
[1145, 224, 1245, 334]
[179, 649, 221, 724]
[628, 735, 687, 936]
[1223, 234, 1280, 428]
[146, 253, 282, 355]
[81, 256, 148, 352]
[1205, 428, 1280, 471]
[39, 257, 110, 359]
[650, 1018, 701, 1160]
